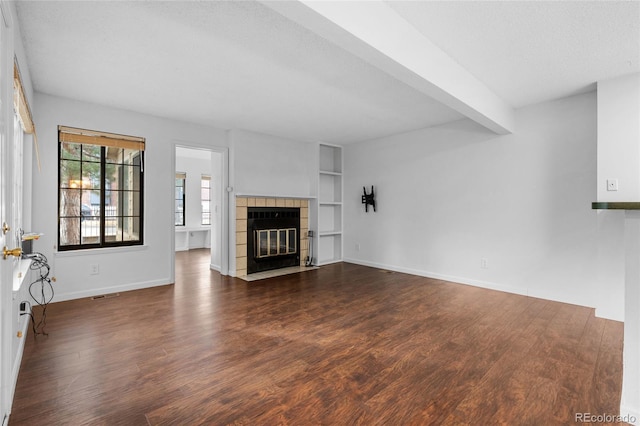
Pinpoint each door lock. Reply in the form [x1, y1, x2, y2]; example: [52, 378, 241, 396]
[1, 222, 9, 235]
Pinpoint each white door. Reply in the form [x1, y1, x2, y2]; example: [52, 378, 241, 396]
[0, 4, 12, 422]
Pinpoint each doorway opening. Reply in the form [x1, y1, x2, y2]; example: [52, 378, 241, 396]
[172, 145, 227, 279]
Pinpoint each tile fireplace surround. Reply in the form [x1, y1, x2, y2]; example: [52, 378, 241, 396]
[235, 196, 309, 277]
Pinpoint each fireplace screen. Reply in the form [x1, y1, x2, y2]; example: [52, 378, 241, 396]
[255, 228, 297, 258]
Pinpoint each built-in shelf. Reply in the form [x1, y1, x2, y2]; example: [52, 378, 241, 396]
[175, 227, 211, 252]
[592, 202, 640, 210]
[316, 143, 343, 265]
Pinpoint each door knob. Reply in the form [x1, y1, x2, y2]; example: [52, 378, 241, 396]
[1, 222, 9, 235]
[3, 247, 22, 260]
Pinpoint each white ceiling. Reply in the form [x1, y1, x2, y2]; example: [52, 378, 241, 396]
[15, 1, 640, 144]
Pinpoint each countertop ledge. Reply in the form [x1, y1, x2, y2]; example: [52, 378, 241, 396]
[592, 202, 640, 210]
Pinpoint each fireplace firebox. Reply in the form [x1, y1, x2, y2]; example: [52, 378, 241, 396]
[247, 207, 300, 274]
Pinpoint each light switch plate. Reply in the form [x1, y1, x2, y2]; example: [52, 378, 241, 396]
[607, 179, 619, 191]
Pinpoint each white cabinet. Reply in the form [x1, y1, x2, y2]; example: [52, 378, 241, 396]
[317, 144, 343, 264]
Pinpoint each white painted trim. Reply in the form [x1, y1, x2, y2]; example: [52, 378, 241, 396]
[54, 244, 149, 258]
[171, 142, 230, 277]
[344, 257, 528, 296]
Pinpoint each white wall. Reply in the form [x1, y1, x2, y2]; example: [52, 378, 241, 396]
[32, 93, 228, 301]
[230, 129, 316, 198]
[343, 91, 625, 321]
[597, 72, 640, 202]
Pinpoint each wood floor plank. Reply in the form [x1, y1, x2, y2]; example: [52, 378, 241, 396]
[9, 250, 624, 425]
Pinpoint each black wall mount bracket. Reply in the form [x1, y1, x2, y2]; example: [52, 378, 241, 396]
[362, 186, 376, 213]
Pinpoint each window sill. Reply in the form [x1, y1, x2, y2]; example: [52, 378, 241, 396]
[55, 244, 148, 258]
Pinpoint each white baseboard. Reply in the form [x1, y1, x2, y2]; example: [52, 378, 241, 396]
[52, 278, 173, 302]
[342, 257, 619, 320]
[343, 257, 529, 296]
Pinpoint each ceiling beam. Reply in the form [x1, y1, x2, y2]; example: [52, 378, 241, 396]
[263, 0, 515, 135]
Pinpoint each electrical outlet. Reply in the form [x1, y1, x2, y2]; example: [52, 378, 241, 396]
[607, 179, 619, 191]
[480, 258, 489, 269]
[19, 302, 26, 312]
[355, 243, 360, 252]
[90, 264, 100, 275]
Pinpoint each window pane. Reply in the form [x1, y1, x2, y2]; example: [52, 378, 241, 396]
[105, 215, 119, 241]
[81, 214, 101, 244]
[88, 190, 100, 212]
[200, 177, 210, 225]
[59, 218, 81, 246]
[175, 195, 184, 225]
[105, 146, 122, 164]
[59, 188, 81, 217]
[123, 148, 139, 164]
[132, 191, 141, 216]
[175, 186, 184, 199]
[109, 163, 140, 191]
[60, 160, 81, 189]
[123, 165, 141, 191]
[61, 142, 81, 160]
[82, 164, 101, 189]
[123, 217, 140, 241]
[81, 144, 101, 163]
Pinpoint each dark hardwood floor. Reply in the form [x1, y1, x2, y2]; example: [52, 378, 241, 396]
[10, 249, 624, 425]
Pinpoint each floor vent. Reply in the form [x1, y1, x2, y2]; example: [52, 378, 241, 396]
[91, 293, 120, 300]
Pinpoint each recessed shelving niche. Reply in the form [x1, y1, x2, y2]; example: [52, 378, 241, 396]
[317, 143, 343, 264]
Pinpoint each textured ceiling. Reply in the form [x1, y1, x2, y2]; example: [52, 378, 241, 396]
[15, 1, 640, 144]
[386, 0, 640, 108]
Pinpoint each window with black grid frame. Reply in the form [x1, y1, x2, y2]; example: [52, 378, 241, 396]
[58, 126, 144, 250]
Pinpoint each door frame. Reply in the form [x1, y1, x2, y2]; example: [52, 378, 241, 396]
[170, 142, 229, 283]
